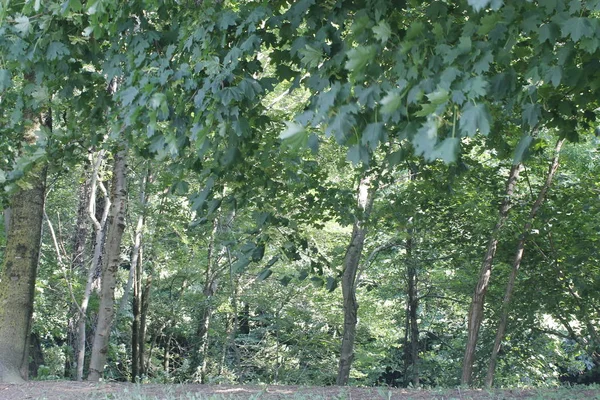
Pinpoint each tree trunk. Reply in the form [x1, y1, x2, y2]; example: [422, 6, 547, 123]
[462, 162, 522, 386]
[0, 114, 48, 383]
[119, 168, 149, 322]
[195, 218, 219, 383]
[139, 271, 152, 375]
[71, 171, 91, 271]
[403, 166, 420, 387]
[88, 148, 128, 381]
[485, 139, 565, 388]
[336, 175, 375, 386]
[131, 243, 142, 382]
[75, 151, 110, 381]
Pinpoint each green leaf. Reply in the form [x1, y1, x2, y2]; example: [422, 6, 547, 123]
[405, 21, 424, 40]
[14, 16, 31, 35]
[347, 144, 370, 166]
[413, 118, 438, 157]
[257, 268, 272, 282]
[280, 122, 308, 149]
[467, 0, 502, 12]
[361, 122, 384, 151]
[46, 42, 70, 61]
[120, 87, 139, 106]
[473, 51, 493, 74]
[426, 87, 450, 105]
[380, 89, 403, 114]
[0, 69, 11, 92]
[326, 277, 338, 292]
[372, 20, 392, 44]
[434, 137, 460, 163]
[561, 17, 594, 42]
[538, 23, 560, 44]
[299, 45, 322, 68]
[522, 103, 541, 127]
[232, 256, 251, 274]
[459, 103, 490, 136]
[513, 134, 533, 164]
[465, 76, 488, 99]
[345, 45, 376, 74]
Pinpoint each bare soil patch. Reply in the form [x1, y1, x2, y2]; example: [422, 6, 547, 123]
[0, 381, 598, 400]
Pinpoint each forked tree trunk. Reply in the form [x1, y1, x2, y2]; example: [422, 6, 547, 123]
[76, 151, 110, 381]
[336, 175, 375, 386]
[485, 139, 565, 387]
[462, 163, 522, 385]
[88, 148, 128, 381]
[0, 113, 49, 383]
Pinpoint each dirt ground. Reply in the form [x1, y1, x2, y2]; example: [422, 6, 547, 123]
[0, 381, 599, 400]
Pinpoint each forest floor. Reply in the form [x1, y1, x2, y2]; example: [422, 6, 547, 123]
[1, 381, 600, 400]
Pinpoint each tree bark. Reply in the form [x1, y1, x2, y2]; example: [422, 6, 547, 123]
[120, 168, 149, 321]
[75, 150, 110, 381]
[336, 175, 375, 386]
[485, 139, 565, 387]
[403, 166, 420, 387]
[195, 217, 219, 383]
[88, 148, 128, 381]
[462, 163, 522, 386]
[0, 114, 48, 383]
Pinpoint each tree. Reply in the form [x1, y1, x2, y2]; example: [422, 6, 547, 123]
[0, 112, 49, 383]
[88, 147, 128, 381]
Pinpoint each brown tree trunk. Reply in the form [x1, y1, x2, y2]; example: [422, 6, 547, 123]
[88, 148, 128, 381]
[485, 139, 565, 388]
[336, 175, 375, 386]
[462, 163, 522, 386]
[0, 113, 48, 383]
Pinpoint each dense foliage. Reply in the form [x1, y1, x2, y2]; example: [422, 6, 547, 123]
[0, 0, 599, 389]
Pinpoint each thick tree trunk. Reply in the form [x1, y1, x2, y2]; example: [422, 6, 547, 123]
[485, 139, 565, 388]
[336, 175, 375, 386]
[0, 115, 48, 383]
[462, 163, 522, 386]
[88, 148, 128, 381]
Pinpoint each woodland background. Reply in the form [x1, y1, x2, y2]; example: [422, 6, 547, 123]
[0, 0, 599, 390]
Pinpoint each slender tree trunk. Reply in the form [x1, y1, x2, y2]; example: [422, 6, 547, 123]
[336, 175, 375, 386]
[196, 218, 219, 383]
[119, 169, 149, 373]
[75, 151, 110, 381]
[0, 113, 49, 383]
[485, 140, 565, 387]
[71, 172, 91, 271]
[403, 166, 420, 387]
[461, 163, 522, 386]
[88, 148, 128, 381]
[118, 168, 148, 319]
[131, 243, 142, 382]
[139, 271, 152, 375]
